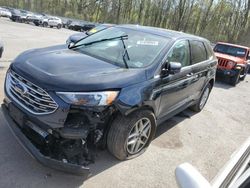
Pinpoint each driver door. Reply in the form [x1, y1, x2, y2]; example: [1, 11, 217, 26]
[157, 40, 195, 119]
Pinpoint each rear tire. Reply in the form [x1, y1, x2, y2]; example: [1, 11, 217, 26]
[230, 69, 241, 86]
[107, 110, 156, 160]
[57, 24, 62, 29]
[190, 83, 212, 112]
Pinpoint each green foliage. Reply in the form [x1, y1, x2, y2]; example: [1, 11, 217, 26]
[0, 0, 249, 45]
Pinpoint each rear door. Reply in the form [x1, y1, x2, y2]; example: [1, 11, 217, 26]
[189, 40, 217, 100]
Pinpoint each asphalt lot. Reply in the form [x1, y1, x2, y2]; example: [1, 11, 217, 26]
[0, 17, 250, 188]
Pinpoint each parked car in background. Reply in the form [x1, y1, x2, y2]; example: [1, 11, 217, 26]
[0, 7, 12, 18]
[81, 23, 96, 31]
[20, 9, 33, 22]
[214, 42, 250, 86]
[26, 13, 44, 26]
[60, 17, 72, 28]
[2, 25, 217, 175]
[68, 21, 85, 31]
[39, 16, 62, 29]
[9, 9, 27, 22]
[175, 137, 250, 188]
[68, 21, 95, 32]
[66, 24, 114, 45]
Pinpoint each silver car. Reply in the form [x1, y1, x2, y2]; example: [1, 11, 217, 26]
[176, 137, 250, 188]
[0, 7, 11, 18]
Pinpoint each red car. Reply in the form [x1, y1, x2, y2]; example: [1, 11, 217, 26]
[214, 42, 250, 86]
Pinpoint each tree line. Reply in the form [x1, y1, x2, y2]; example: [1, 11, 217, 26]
[0, 0, 250, 46]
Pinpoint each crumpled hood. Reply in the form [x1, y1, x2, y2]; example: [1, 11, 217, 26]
[11, 45, 146, 91]
[215, 52, 245, 64]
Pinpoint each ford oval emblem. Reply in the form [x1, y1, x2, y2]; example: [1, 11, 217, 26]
[13, 81, 28, 96]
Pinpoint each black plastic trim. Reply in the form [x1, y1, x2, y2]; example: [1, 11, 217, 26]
[1, 104, 90, 177]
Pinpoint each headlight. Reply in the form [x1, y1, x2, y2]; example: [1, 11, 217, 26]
[227, 61, 236, 68]
[56, 91, 119, 106]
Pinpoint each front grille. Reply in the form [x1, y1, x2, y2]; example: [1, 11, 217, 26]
[6, 70, 58, 115]
[218, 58, 229, 68]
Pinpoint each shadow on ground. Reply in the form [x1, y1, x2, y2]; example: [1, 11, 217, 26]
[0, 106, 196, 187]
[213, 76, 235, 89]
[214, 74, 249, 90]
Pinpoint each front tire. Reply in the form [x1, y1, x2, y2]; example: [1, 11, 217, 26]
[43, 22, 48, 27]
[240, 66, 249, 81]
[190, 83, 212, 112]
[107, 110, 156, 160]
[57, 24, 62, 29]
[230, 69, 241, 86]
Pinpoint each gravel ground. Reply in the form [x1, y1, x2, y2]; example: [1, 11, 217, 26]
[0, 17, 249, 188]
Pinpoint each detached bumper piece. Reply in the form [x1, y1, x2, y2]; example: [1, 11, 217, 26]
[1, 104, 90, 177]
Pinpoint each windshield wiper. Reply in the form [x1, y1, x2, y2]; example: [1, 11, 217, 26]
[120, 36, 130, 69]
[69, 35, 128, 49]
[69, 35, 130, 69]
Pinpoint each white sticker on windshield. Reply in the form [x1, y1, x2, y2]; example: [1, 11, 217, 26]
[137, 40, 159, 46]
[134, 62, 143, 67]
[237, 51, 245, 54]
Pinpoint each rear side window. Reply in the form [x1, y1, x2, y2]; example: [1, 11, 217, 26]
[190, 41, 207, 64]
[204, 42, 214, 60]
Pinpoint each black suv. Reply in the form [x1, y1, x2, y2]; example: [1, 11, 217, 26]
[2, 25, 217, 175]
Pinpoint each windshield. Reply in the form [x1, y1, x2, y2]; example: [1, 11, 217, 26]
[214, 44, 247, 58]
[72, 27, 170, 68]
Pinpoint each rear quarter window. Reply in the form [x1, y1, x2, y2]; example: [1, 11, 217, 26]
[204, 41, 215, 60]
[190, 40, 207, 64]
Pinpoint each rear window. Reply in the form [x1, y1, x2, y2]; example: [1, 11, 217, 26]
[190, 41, 207, 64]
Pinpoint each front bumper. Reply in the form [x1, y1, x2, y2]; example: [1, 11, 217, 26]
[216, 68, 237, 77]
[1, 104, 90, 176]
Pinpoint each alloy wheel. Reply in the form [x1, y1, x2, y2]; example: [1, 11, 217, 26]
[126, 118, 151, 155]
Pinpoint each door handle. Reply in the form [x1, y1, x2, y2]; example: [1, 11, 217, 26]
[186, 73, 194, 77]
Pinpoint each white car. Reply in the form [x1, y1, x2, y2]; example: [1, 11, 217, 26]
[0, 7, 11, 18]
[40, 16, 62, 29]
[176, 137, 250, 188]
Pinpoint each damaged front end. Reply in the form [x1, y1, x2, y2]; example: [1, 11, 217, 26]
[50, 106, 116, 167]
[2, 96, 116, 176]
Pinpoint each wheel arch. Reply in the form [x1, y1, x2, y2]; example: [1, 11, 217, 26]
[209, 78, 215, 89]
[124, 105, 155, 116]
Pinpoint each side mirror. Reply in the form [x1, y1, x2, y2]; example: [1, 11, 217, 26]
[175, 163, 212, 188]
[161, 61, 182, 77]
[169, 62, 182, 74]
[67, 41, 75, 48]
